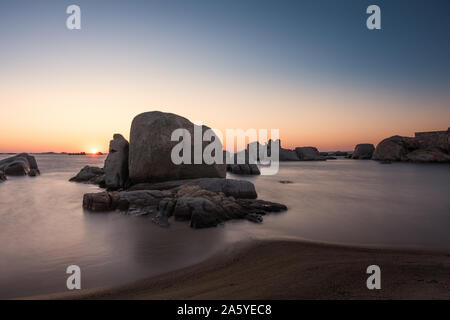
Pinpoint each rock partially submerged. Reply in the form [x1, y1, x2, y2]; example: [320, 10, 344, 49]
[0, 153, 40, 176]
[351, 144, 375, 160]
[82, 178, 286, 229]
[0, 171, 6, 182]
[69, 166, 105, 185]
[104, 134, 129, 190]
[373, 129, 450, 163]
[295, 147, 326, 161]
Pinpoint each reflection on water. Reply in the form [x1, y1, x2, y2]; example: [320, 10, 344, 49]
[0, 155, 449, 298]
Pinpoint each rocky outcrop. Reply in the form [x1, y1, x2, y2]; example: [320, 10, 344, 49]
[128, 111, 226, 183]
[351, 144, 375, 160]
[69, 166, 105, 185]
[279, 148, 300, 161]
[104, 134, 129, 190]
[405, 148, 450, 163]
[0, 153, 40, 176]
[373, 129, 450, 163]
[295, 147, 326, 161]
[372, 136, 418, 161]
[82, 179, 286, 229]
[0, 171, 6, 182]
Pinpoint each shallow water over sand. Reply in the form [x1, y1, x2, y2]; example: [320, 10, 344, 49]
[0, 155, 449, 298]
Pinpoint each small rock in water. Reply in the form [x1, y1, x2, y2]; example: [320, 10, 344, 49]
[152, 211, 170, 227]
[0, 170, 6, 182]
[70, 166, 105, 185]
[0, 153, 40, 177]
[245, 213, 263, 223]
[279, 180, 293, 184]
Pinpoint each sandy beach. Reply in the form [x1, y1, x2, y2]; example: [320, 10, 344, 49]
[31, 239, 450, 300]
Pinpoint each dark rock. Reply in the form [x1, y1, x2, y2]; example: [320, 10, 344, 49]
[279, 180, 293, 184]
[70, 166, 105, 185]
[295, 147, 326, 161]
[326, 156, 337, 160]
[245, 213, 263, 223]
[414, 130, 449, 152]
[0, 153, 40, 176]
[406, 148, 450, 163]
[373, 131, 450, 163]
[279, 148, 300, 161]
[128, 111, 226, 183]
[82, 182, 286, 229]
[104, 134, 129, 190]
[351, 144, 375, 159]
[128, 178, 257, 199]
[372, 136, 418, 161]
[0, 170, 6, 182]
[226, 163, 260, 175]
[333, 151, 348, 156]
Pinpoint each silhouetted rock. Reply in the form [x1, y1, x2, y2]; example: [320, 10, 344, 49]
[0, 171, 6, 182]
[280, 148, 300, 161]
[373, 129, 450, 163]
[295, 147, 326, 161]
[351, 144, 375, 159]
[372, 136, 418, 161]
[405, 148, 450, 163]
[104, 134, 129, 190]
[70, 166, 105, 185]
[0, 153, 40, 176]
[129, 111, 226, 183]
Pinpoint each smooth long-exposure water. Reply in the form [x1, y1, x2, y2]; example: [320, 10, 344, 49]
[0, 154, 449, 299]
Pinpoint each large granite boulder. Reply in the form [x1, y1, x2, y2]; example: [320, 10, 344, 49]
[0, 171, 6, 182]
[103, 134, 129, 190]
[0, 153, 40, 176]
[69, 166, 105, 185]
[372, 136, 418, 161]
[351, 144, 375, 159]
[295, 147, 325, 161]
[82, 181, 286, 229]
[129, 111, 226, 184]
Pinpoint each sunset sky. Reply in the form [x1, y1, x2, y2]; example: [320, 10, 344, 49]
[1, 0, 449, 153]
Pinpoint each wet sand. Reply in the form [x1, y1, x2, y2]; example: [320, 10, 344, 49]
[31, 239, 450, 300]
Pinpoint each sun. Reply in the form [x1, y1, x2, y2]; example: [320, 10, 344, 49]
[91, 148, 98, 154]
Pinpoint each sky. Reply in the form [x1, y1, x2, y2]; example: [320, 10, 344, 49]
[0, 0, 449, 153]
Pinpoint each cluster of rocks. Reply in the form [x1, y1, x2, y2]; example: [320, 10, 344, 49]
[226, 140, 328, 176]
[71, 111, 287, 228]
[0, 153, 40, 178]
[347, 128, 450, 163]
[83, 178, 286, 228]
[372, 129, 450, 163]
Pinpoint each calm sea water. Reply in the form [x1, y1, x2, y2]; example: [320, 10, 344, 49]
[0, 154, 449, 299]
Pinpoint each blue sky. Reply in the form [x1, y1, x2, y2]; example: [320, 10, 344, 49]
[1, 0, 449, 152]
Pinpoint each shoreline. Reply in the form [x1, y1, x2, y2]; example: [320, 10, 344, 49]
[28, 238, 450, 300]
